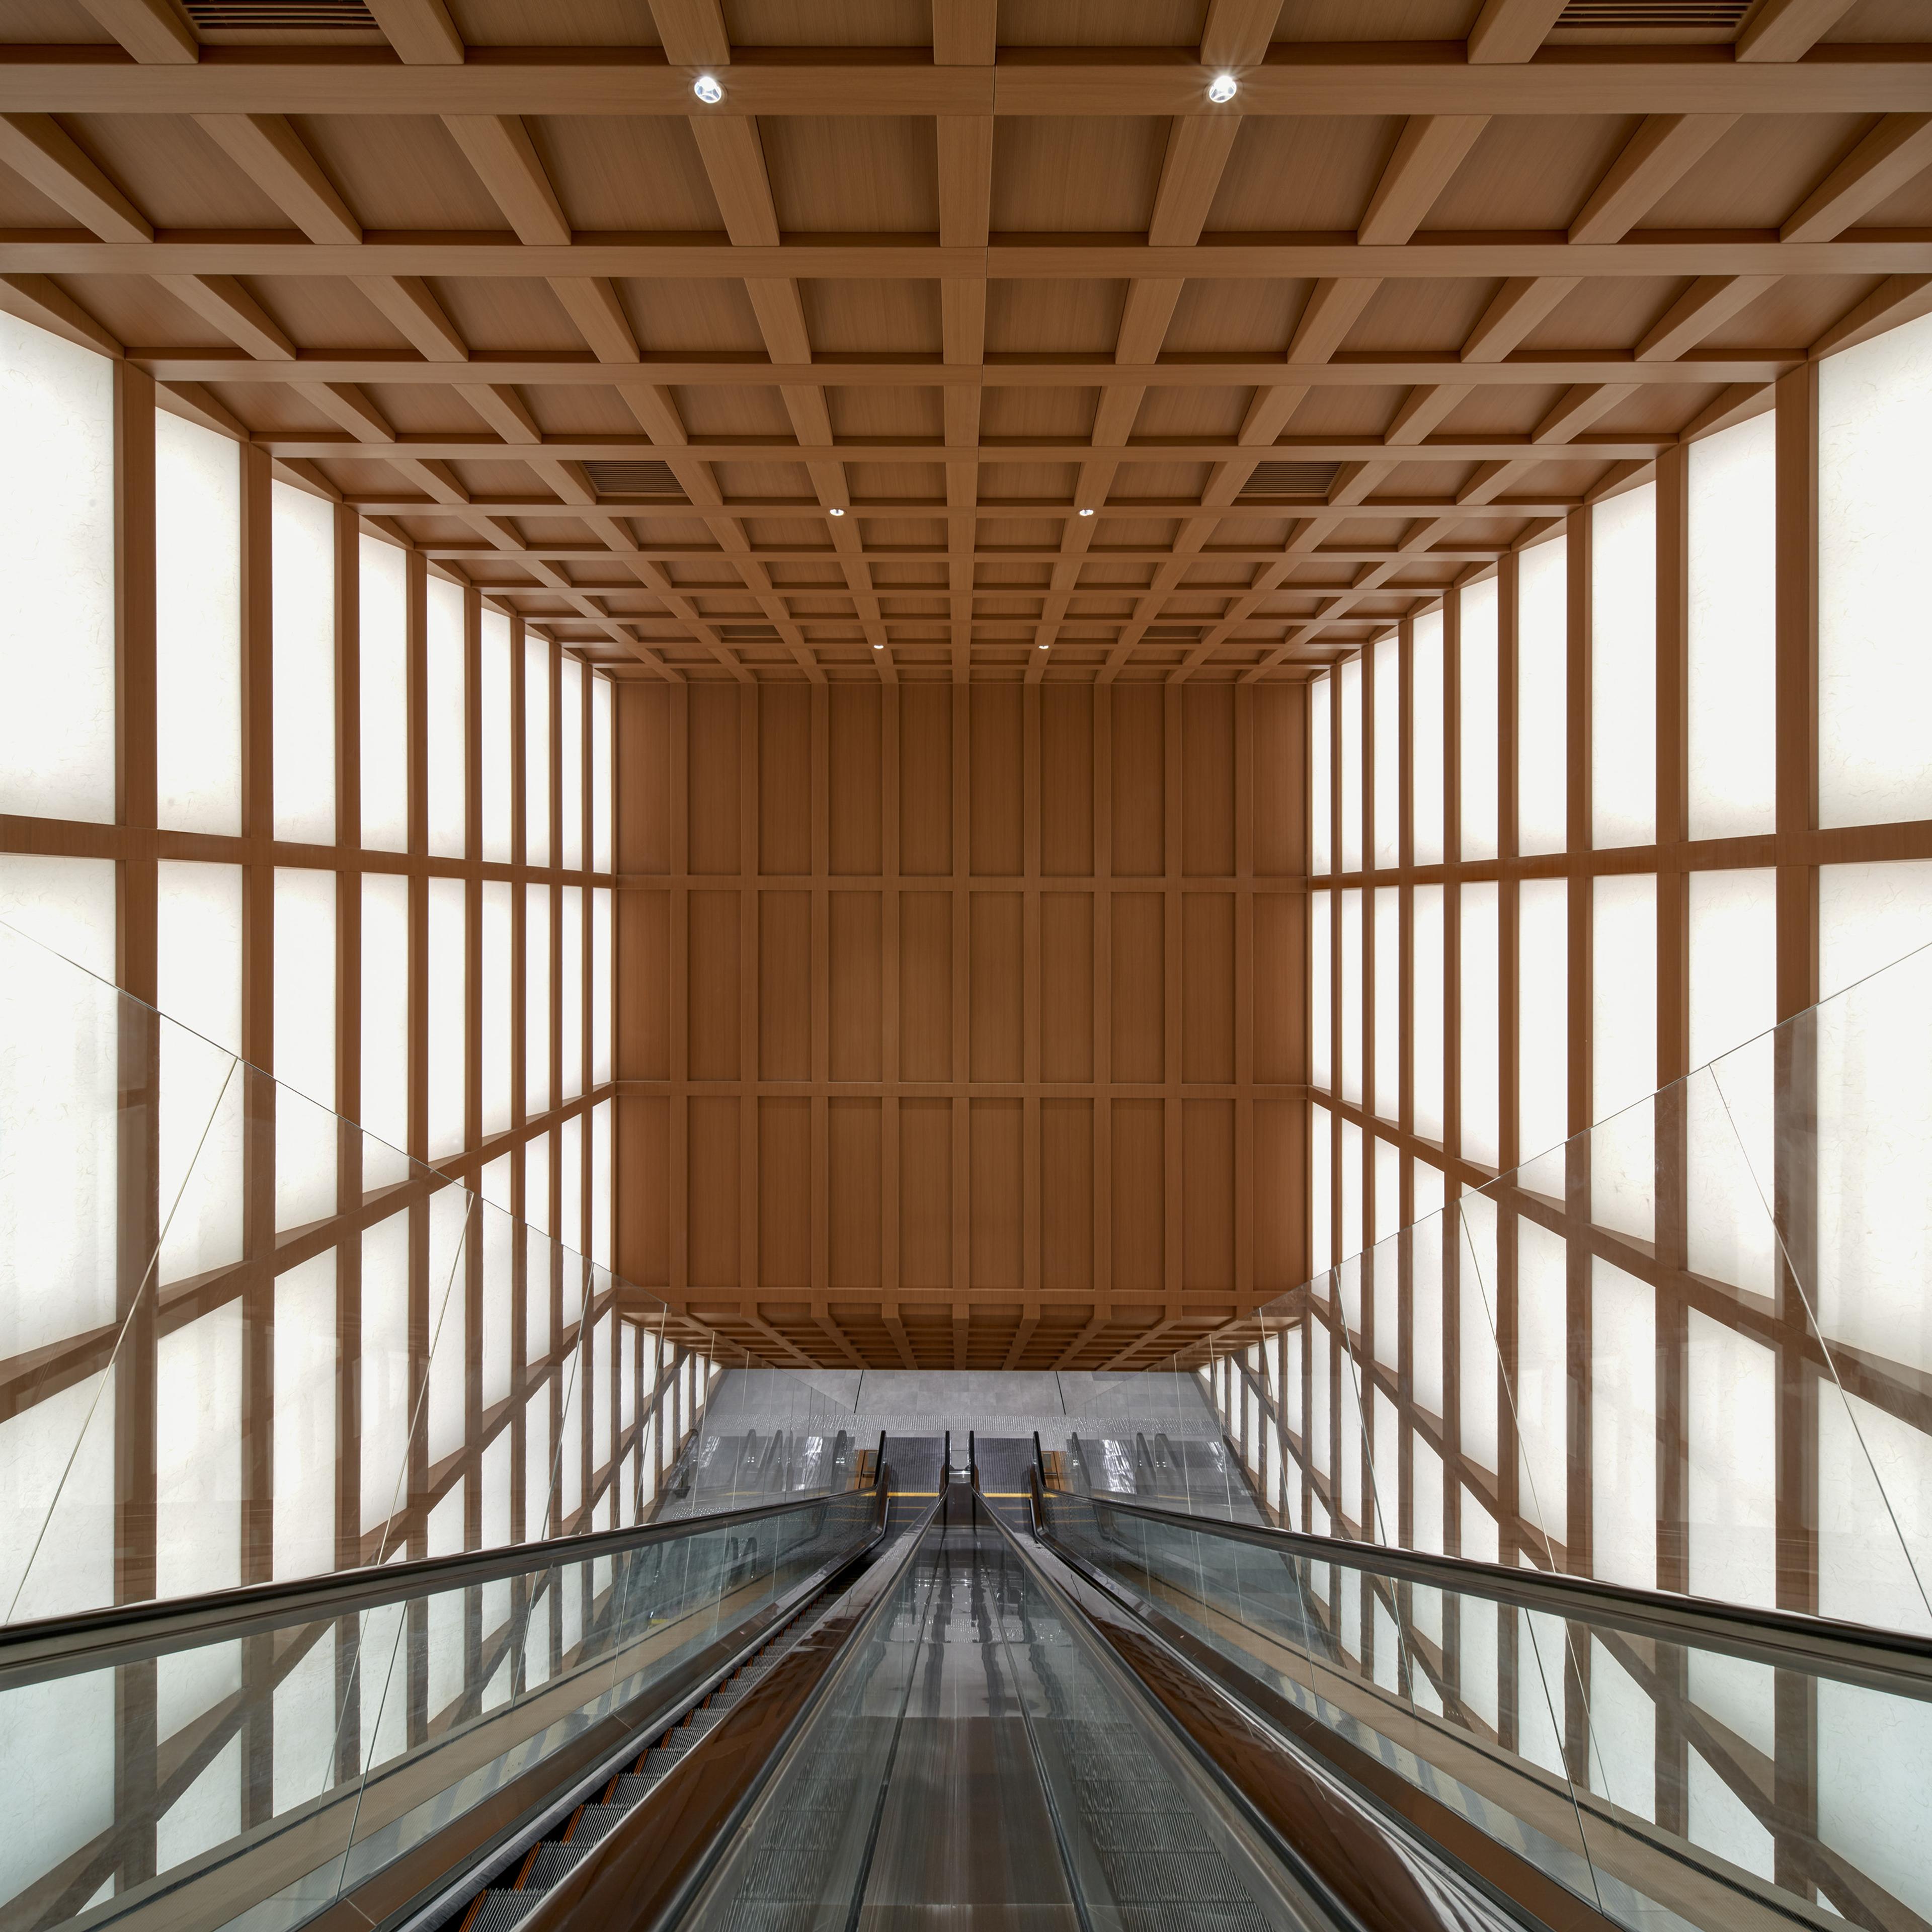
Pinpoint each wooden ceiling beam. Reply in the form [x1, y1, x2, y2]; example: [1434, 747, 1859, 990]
[1240, 277, 1381, 446]
[193, 114, 361, 245]
[1532, 382, 1637, 443]
[363, 0, 464, 64]
[0, 114, 151, 244]
[73, 0, 197, 63]
[1808, 273, 1932, 358]
[1387, 383, 1473, 443]
[1461, 276, 1580, 360]
[443, 115, 570, 247]
[352, 275, 469, 361]
[1781, 115, 1932, 244]
[1358, 115, 1489, 246]
[125, 350, 1800, 390]
[1635, 275, 1778, 361]
[1735, 0, 1860, 62]
[6, 238, 1919, 280]
[16, 50, 1923, 116]
[157, 273, 293, 359]
[0, 272, 121, 355]
[1568, 114, 1738, 244]
[1466, 0, 1567, 63]
[1200, 0, 1285, 69]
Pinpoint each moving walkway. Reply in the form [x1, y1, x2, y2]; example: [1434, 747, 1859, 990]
[6, 1435, 1926, 1932]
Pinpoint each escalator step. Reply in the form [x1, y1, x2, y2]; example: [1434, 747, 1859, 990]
[613, 1771, 664, 1801]
[523, 1841, 591, 1890]
[570, 1802, 627, 1848]
[464, 1891, 544, 1932]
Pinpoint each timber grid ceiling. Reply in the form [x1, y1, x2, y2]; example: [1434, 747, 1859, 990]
[1, 1, 1929, 690]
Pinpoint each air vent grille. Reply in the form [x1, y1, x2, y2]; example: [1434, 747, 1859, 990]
[1554, 1, 1751, 24]
[1240, 461, 1340, 497]
[584, 460, 683, 499]
[183, 0, 379, 26]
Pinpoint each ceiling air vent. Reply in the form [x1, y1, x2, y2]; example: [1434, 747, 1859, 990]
[1240, 461, 1339, 497]
[1554, 1, 1751, 24]
[584, 460, 683, 499]
[183, 0, 379, 26]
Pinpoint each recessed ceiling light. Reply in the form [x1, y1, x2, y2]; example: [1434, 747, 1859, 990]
[872, 641, 883, 650]
[693, 74, 724, 104]
[1038, 640, 1050, 650]
[1077, 507, 1095, 517]
[1208, 73, 1237, 104]
[829, 506, 845, 517]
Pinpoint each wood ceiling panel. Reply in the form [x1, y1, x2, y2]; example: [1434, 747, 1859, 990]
[289, 115, 509, 230]
[449, 0, 665, 44]
[759, 117, 940, 232]
[1203, 117, 1395, 232]
[526, 115, 723, 231]
[1640, 113, 1877, 228]
[990, 116, 1170, 232]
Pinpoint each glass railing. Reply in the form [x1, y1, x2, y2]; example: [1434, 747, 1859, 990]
[0, 1481, 882, 1932]
[0, 912, 858, 1924]
[1038, 1485, 1932, 1932]
[1067, 937, 1932, 1929]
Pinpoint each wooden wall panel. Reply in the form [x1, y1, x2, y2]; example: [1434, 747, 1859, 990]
[615, 683, 1307, 1369]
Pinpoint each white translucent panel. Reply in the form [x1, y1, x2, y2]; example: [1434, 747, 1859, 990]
[156, 411, 242, 835]
[275, 1618, 339, 1805]
[592, 1098, 612, 1269]
[1820, 309, 1932, 829]
[1412, 1437, 1442, 1553]
[426, 574, 467, 860]
[1310, 890, 1331, 1091]
[1411, 1219, 1443, 1417]
[525, 633, 551, 867]
[482, 882, 513, 1136]
[1592, 1095, 1654, 1248]
[1592, 1260, 1656, 1589]
[425, 1188, 471, 1467]
[1373, 1135, 1398, 1244]
[155, 1302, 242, 1601]
[1310, 1104, 1331, 1274]
[562, 884, 584, 1101]
[1412, 884, 1444, 1143]
[482, 1431, 511, 1549]
[152, 1772, 237, 1911]
[361, 1210, 411, 1540]
[593, 1312, 613, 1466]
[1688, 412, 1776, 840]
[481, 1190, 512, 1410]
[1338, 656, 1362, 873]
[560, 657, 585, 871]
[358, 536, 409, 852]
[362, 872, 411, 1154]
[592, 887, 612, 1085]
[1411, 610, 1444, 866]
[1518, 1607, 1569, 1780]
[1459, 882, 1500, 1168]
[1688, 867, 1775, 1066]
[1818, 1678, 1932, 1920]
[1413, 1157, 1443, 1224]
[1310, 674, 1331, 875]
[525, 1129, 552, 1238]
[1517, 878, 1568, 1160]
[1372, 634, 1398, 870]
[481, 609, 513, 864]
[525, 1387, 553, 1537]
[1688, 1056, 1778, 1301]
[1819, 857, 1932, 999]
[1459, 577, 1499, 861]
[0, 851, 116, 980]
[1517, 531, 1567, 856]
[560, 1110, 583, 1256]
[1591, 482, 1656, 849]
[1689, 1647, 1773, 1760]
[1514, 1217, 1567, 1550]
[0, 311, 114, 825]
[1814, 935, 1932, 1378]
[272, 1251, 337, 1579]
[481, 1150, 511, 1213]
[526, 883, 552, 1112]
[0, 1370, 114, 1621]
[1593, 872, 1655, 1117]
[592, 672, 613, 873]
[528, 1228, 551, 1361]
[427, 877, 466, 1160]
[156, 1633, 239, 1759]
[276, 1084, 337, 1236]
[354, 1599, 406, 1777]
[0, 1667, 114, 1901]
[1588, 1638, 1655, 1822]
[1372, 887, 1398, 1120]
[1687, 1310, 1776, 1609]
[272, 482, 336, 844]
[1820, 1392, 1932, 1637]
[1457, 1193, 1499, 1471]
[1339, 888, 1362, 1105]
[274, 867, 335, 1105]
[156, 862, 244, 1285]
[1456, 1579, 1499, 1729]
[1688, 1748, 1775, 1882]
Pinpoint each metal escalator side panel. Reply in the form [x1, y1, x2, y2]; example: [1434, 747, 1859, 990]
[517, 1492, 945, 1932]
[1000, 1475, 1543, 1932]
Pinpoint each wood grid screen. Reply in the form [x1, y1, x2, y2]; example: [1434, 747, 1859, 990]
[0, 306, 711, 1627]
[1228, 306, 1932, 1707]
[613, 679, 1309, 1371]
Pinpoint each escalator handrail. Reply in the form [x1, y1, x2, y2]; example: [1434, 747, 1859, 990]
[1054, 1484, 1932, 1691]
[0, 1467, 890, 1683]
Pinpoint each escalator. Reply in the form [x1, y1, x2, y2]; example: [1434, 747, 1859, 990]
[9, 1437, 1928, 1932]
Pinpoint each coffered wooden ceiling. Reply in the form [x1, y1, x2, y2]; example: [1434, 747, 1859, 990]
[2, 0, 1928, 687]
